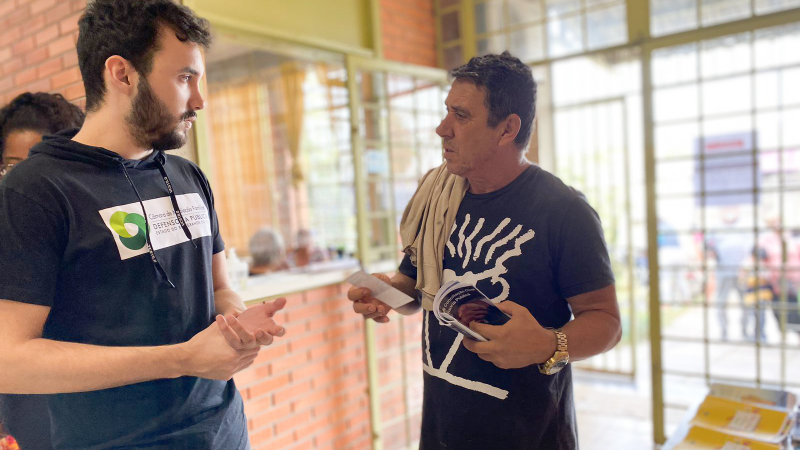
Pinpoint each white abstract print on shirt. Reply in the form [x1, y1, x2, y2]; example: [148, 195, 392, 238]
[423, 213, 535, 400]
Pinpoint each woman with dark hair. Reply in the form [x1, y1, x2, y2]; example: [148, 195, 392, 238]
[0, 92, 84, 180]
[0, 92, 84, 450]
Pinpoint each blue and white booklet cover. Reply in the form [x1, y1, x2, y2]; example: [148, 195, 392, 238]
[433, 280, 511, 342]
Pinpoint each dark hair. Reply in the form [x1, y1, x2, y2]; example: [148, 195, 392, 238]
[0, 92, 85, 158]
[450, 51, 537, 149]
[77, 0, 212, 112]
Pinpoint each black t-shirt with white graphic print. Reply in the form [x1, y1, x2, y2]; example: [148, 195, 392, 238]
[399, 164, 615, 450]
[0, 131, 248, 450]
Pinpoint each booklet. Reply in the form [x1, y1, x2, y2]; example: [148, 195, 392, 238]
[432, 280, 511, 342]
[671, 425, 782, 450]
[690, 395, 794, 444]
[709, 383, 798, 412]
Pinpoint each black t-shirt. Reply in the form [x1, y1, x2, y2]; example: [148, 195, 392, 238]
[0, 132, 248, 450]
[399, 165, 615, 450]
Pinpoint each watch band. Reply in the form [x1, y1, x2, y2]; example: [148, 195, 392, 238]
[553, 328, 567, 352]
[538, 328, 569, 375]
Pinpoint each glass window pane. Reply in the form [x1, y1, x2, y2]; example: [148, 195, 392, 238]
[474, 1, 505, 35]
[442, 11, 461, 42]
[704, 193, 756, 220]
[756, 111, 780, 149]
[756, 0, 800, 14]
[760, 349, 800, 384]
[414, 82, 444, 112]
[654, 85, 700, 122]
[508, 0, 544, 25]
[509, 25, 545, 62]
[754, 23, 800, 70]
[388, 75, 415, 110]
[701, 0, 751, 27]
[394, 180, 421, 217]
[359, 72, 386, 103]
[360, 107, 387, 141]
[547, 14, 583, 57]
[782, 67, 800, 107]
[205, 44, 355, 258]
[702, 115, 752, 140]
[586, 0, 624, 6]
[586, 3, 627, 50]
[368, 216, 395, 247]
[703, 153, 759, 194]
[657, 159, 697, 196]
[710, 343, 757, 379]
[650, 0, 698, 37]
[365, 148, 391, 177]
[755, 71, 779, 110]
[760, 149, 800, 191]
[392, 146, 420, 179]
[783, 108, 800, 147]
[700, 34, 751, 79]
[657, 196, 703, 231]
[390, 111, 415, 145]
[546, 0, 581, 17]
[652, 44, 698, 87]
[701, 76, 752, 117]
[443, 46, 463, 70]
[656, 122, 701, 159]
[477, 34, 508, 56]
[416, 112, 443, 147]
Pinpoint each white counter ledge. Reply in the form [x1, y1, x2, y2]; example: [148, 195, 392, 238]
[238, 259, 361, 305]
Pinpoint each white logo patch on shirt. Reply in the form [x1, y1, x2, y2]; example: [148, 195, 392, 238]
[98, 193, 212, 260]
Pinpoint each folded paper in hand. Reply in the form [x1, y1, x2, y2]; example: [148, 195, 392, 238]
[346, 271, 420, 315]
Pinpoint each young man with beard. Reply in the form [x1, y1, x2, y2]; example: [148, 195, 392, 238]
[0, 1, 285, 449]
[348, 52, 621, 449]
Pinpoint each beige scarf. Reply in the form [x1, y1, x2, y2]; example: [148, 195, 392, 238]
[399, 163, 469, 310]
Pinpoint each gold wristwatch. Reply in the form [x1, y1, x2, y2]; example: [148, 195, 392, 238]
[538, 328, 569, 375]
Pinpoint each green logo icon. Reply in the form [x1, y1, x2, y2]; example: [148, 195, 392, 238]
[110, 211, 148, 250]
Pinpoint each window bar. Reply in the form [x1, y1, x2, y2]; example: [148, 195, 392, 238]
[747, 30, 763, 387]
[696, 42, 712, 388]
[777, 62, 789, 389]
[622, 99, 638, 377]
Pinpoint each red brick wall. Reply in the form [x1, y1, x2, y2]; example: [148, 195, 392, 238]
[0, 0, 86, 108]
[235, 281, 425, 450]
[374, 314, 424, 449]
[235, 284, 375, 450]
[380, 0, 437, 68]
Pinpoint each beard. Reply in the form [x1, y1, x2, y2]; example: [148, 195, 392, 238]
[125, 76, 195, 151]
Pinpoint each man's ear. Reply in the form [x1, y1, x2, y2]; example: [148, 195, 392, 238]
[105, 55, 136, 98]
[498, 114, 521, 147]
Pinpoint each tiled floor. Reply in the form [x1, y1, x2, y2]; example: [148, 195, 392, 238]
[574, 366, 656, 450]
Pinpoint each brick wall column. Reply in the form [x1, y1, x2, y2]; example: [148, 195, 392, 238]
[0, 0, 87, 108]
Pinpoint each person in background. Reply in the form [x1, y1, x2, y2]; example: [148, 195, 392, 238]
[0, 92, 85, 450]
[0, 92, 84, 181]
[287, 228, 328, 267]
[706, 206, 752, 341]
[249, 227, 289, 274]
[753, 216, 800, 338]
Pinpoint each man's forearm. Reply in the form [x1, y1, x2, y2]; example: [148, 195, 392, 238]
[0, 338, 185, 394]
[561, 310, 622, 362]
[390, 272, 418, 299]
